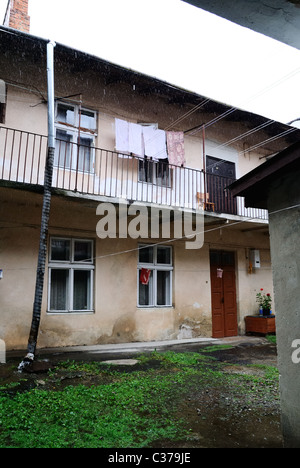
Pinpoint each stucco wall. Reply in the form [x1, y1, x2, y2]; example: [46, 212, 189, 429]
[0, 53, 276, 350]
[3, 83, 266, 176]
[0, 187, 273, 350]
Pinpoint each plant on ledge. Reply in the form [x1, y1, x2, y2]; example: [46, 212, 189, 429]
[256, 288, 272, 315]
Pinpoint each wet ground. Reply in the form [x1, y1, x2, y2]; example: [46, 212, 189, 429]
[0, 337, 283, 448]
[162, 340, 282, 448]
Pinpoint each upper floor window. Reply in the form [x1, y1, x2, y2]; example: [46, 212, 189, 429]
[138, 158, 171, 187]
[0, 80, 6, 124]
[55, 102, 97, 173]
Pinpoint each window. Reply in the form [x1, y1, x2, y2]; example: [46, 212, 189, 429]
[0, 103, 5, 124]
[55, 102, 97, 173]
[0, 80, 6, 124]
[48, 237, 94, 313]
[137, 245, 173, 307]
[138, 158, 171, 187]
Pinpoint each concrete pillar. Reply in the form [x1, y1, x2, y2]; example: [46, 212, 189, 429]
[268, 169, 300, 447]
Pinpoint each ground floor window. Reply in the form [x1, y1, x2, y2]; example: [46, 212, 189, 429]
[48, 237, 94, 313]
[137, 244, 173, 307]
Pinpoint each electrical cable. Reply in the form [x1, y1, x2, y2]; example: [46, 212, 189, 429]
[2, 201, 300, 270]
[1, 25, 300, 208]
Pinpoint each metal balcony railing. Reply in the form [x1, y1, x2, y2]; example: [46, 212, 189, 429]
[0, 126, 268, 220]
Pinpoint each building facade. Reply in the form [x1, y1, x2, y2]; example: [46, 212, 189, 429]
[1, 17, 300, 350]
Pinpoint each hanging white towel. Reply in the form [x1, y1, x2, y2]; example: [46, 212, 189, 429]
[115, 118, 129, 153]
[143, 126, 168, 160]
[115, 118, 144, 157]
[129, 122, 144, 157]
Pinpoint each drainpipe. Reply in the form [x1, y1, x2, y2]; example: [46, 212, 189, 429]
[202, 125, 207, 195]
[19, 40, 56, 370]
[47, 41, 56, 149]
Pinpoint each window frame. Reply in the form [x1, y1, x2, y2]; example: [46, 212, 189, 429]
[137, 244, 173, 308]
[54, 102, 97, 174]
[138, 158, 172, 188]
[48, 237, 95, 314]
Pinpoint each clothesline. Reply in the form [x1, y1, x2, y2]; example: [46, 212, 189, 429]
[115, 118, 186, 166]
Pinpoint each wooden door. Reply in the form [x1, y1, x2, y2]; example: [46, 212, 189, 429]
[206, 156, 237, 215]
[210, 251, 238, 338]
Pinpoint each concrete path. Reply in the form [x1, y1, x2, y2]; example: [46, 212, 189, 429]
[7, 335, 269, 361]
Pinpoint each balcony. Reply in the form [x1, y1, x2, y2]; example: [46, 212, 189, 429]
[0, 126, 268, 221]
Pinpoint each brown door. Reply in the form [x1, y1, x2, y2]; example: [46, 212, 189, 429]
[206, 156, 237, 215]
[210, 251, 238, 338]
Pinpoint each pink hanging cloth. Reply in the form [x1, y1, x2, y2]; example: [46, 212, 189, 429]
[166, 131, 186, 166]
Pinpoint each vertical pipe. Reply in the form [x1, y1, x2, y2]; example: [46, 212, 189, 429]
[47, 41, 56, 150]
[202, 125, 207, 198]
[20, 40, 56, 367]
[75, 94, 82, 191]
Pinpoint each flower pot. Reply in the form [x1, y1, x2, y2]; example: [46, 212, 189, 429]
[263, 308, 270, 316]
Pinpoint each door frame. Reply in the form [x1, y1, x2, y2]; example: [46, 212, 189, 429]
[210, 250, 238, 338]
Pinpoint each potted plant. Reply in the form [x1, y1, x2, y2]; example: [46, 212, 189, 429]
[256, 288, 272, 316]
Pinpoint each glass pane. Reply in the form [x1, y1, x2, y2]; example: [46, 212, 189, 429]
[55, 130, 72, 168]
[51, 239, 70, 262]
[57, 104, 75, 125]
[139, 159, 153, 183]
[78, 137, 93, 172]
[157, 270, 171, 306]
[156, 159, 169, 185]
[157, 247, 171, 265]
[74, 241, 92, 263]
[222, 252, 235, 266]
[210, 251, 222, 266]
[139, 245, 153, 264]
[80, 110, 96, 130]
[50, 269, 69, 311]
[138, 269, 153, 306]
[73, 270, 91, 311]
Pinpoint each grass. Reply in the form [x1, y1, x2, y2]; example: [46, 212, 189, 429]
[0, 347, 280, 448]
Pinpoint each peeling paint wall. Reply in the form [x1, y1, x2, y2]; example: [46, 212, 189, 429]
[0, 188, 273, 350]
[0, 41, 280, 350]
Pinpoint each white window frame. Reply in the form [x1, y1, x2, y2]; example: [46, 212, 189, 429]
[48, 237, 95, 314]
[137, 244, 173, 308]
[55, 102, 97, 173]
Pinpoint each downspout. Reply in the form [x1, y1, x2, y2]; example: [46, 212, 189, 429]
[19, 40, 56, 369]
[202, 125, 207, 195]
[47, 41, 56, 150]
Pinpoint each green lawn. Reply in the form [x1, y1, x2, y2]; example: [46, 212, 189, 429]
[0, 348, 279, 448]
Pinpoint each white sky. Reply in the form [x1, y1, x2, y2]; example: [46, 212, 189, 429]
[1, 0, 300, 126]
